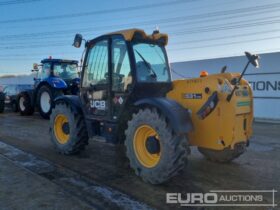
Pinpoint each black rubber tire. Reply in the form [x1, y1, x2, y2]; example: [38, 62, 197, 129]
[37, 86, 63, 119]
[11, 100, 18, 112]
[198, 143, 246, 163]
[49, 102, 88, 155]
[125, 108, 188, 184]
[0, 100, 4, 113]
[18, 93, 34, 116]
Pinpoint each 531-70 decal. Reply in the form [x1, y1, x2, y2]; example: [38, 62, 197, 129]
[183, 93, 202, 99]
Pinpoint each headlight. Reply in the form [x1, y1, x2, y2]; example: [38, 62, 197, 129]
[197, 91, 219, 120]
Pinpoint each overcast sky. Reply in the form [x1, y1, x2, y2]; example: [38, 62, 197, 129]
[0, 0, 279, 75]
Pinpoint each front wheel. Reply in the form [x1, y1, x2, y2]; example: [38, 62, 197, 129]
[125, 108, 188, 184]
[49, 102, 88, 155]
[198, 143, 246, 163]
[18, 93, 34, 115]
[38, 86, 63, 119]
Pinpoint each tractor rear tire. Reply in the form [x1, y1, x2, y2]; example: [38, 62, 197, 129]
[18, 93, 34, 116]
[0, 100, 4, 113]
[49, 102, 88, 155]
[198, 143, 246, 163]
[38, 86, 63, 119]
[125, 108, 188, 184]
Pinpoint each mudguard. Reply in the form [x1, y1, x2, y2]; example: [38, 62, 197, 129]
[54, 95, 83, 114]
[134, 98, 193, 134]
[45, 77, 68, 89]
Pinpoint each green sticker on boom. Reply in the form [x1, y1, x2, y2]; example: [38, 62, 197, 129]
[237, 101, 250, 107]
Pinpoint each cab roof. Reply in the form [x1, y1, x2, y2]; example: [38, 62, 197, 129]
[41, 59, 78, 64]
[105, 28, 168, 45]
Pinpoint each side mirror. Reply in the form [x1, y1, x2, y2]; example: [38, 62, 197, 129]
[245, 51, 260, 68]
[32, 63, 39, 72]
[73, 34, 83, 48]
[33, 63, 39, 70]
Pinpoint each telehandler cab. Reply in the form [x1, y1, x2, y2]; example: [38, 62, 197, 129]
[49, 29, 259, 184]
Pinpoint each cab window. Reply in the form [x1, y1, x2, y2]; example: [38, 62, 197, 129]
[83, 40, 109, 87]
[112, 38, 132, 92]
[41, 63, 51, 79]
[53, 63, 78, 79]
[132, 43, 170, 83]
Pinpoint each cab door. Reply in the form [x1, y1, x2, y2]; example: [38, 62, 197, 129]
[110, 37, 132, 120]
[80, 39, 111, 120]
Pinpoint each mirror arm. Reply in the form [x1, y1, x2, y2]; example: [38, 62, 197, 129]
[221, 66, 227, 73]
[226, 60, 250, 102]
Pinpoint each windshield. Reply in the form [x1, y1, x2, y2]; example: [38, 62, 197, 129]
[132, 43, 170, 82]
[53, 63, 79, 80]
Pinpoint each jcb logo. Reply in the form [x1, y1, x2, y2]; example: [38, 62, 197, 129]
[90, 100, 106, 110]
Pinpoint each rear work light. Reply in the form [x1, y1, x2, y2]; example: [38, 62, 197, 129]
[200, 71, 209, 77]
[197, 91, 219, 120]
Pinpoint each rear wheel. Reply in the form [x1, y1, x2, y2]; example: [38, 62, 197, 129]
[198, 143, 246, 163]
[50, 102, 88, 155]
[18, 93, 34, 115]
[125, 108, 188, 184]
[38, 86, 63, 119]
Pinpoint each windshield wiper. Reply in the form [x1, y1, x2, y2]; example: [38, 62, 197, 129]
[135, 50, 157, 78]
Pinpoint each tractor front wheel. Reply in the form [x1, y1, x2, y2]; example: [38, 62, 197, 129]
[38, 86, 63, 119]
[49, 102, 88, 155]
[18, 93, 34, 115]
[198, 143, 246, 163]
[125, 108, 188, 184]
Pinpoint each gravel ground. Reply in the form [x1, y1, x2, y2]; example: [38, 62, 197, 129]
[0, 155, 93, 210]
[0, 112, 279, 210]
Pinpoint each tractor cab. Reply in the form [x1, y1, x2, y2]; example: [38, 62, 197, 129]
[40, 59, 79, 80]
[33, 58, 80, 95]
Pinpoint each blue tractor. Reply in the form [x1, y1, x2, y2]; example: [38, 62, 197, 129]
[18, 58, 80, 119]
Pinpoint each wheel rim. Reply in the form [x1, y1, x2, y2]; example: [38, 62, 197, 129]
[40, 91, 51, 113]
[133, 125, 161, 168]
[54, 114, 70, 144]
[19, 97, 25, 111]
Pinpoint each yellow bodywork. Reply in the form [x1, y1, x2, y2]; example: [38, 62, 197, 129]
[106, 28, 168, 45]
[167, 73, 253, 150]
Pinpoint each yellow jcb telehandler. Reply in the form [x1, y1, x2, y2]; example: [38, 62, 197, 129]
[49, 29, 259, 184]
